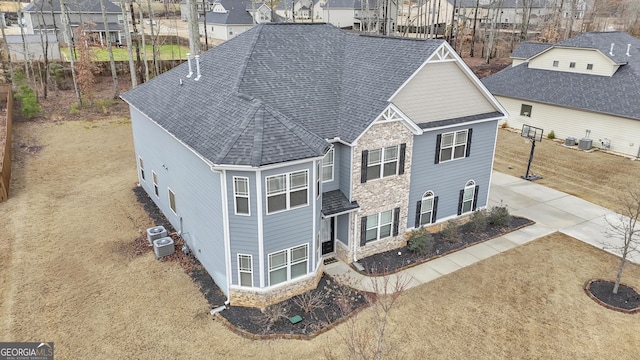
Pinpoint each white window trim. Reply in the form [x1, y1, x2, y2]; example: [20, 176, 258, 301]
[138, 156, 145, 182]
[462, 180, 476, 214]
[233, 176, 250, 216]
[265, 170, 309, 215]
[168, 187, 177, 215]
[366, 210, 393, 243]
[267, 244, 309, 286]
[237, 253, 253, 287]
[520, 104, 532, 117]
[439, 130, 468, 163]
[152, 170, 159, 198]
[322, 148, 334, 183]
[366, 145, 400, 181]
[420, 191, 435, 226]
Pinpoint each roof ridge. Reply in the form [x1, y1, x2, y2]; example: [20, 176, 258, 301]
[251, 107, 265, 166]
[263, 104, 328, 155]
[214, 94, 262, 164]
[232, 25, 264, 93]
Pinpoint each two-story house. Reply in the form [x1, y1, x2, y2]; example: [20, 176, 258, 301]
[121, 23, 506, 307]
[23, 0, 123, 45]
[482, 31, 640, 158]
[198, 0, 272, 41]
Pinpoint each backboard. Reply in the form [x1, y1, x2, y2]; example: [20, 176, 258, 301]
[521, 124, 543, 142]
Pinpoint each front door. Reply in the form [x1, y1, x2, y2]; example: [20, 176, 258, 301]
[321, 217, 334, 255]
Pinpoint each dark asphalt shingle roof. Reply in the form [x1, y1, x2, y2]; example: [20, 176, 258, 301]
[200, 0, 255, 25]
[510, 41, 552, 59]
[121, 23, 444, 166]
[482, 32, 640, 121]
[24, 0, 122, 13]
[321, 189, 359, 216]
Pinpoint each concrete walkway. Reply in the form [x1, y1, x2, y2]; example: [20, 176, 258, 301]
[325, 172, 639, 293]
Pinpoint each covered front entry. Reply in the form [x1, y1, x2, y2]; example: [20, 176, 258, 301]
[320, 217, 334, 255]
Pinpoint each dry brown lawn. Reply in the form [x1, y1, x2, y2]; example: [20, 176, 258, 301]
[494, 128, 640, 211]
[1, 119, 640, 359]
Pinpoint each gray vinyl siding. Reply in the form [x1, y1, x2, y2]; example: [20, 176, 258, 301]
[336, 213, 349, 245]
[407, 120, 498, 229]
[262, 161, 317, 279]
[226, 171, 259, 287]
[392, 61, 496, 125]
[336, 143, 352, 199]
[130, 107, 228, 294]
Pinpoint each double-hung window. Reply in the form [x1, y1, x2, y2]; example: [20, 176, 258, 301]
[437, 129, 469, 163]
[268, 244, 309, 286]
[367, 146, 398, 181]
[138, 157, 145, 181]
[233, 177, 250, 215]
[420, 191, 435, 226]
[152, 171, 159, 197]
[238, 254, 253, 287]
[322, 148, 334, 182]
[458, 180, 479, 215]
[168, 188, 176, 214]
[266, 170, 308, 214]
[361, 208, 400, 245]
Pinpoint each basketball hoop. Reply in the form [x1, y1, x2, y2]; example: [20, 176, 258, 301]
[521, 124, 543, 181]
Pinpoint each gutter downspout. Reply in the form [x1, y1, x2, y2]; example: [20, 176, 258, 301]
[352, 210, 360, 263]
[210, 168, 231, 314]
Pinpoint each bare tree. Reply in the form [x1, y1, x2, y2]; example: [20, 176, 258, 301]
[99, 0, 118, 98]
[59, 0, 82, 104]
[137, 3, 150, 81]
[0, 12, 15, 83]
[186, 0, 201, 55]
[325, 273, 410, 360]
[74, 22, 98, 105]
[603, 189, 640, 294]
[121, 0, 137, 87]
[146, 0, 160, 77]
[16, 3, 30, 83]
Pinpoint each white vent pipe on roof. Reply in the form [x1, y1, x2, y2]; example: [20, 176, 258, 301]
[195, 55, 201, 81]
[627, 44, 632, 56]
[186, 53, 193, 78]
[609, 43, 615, 56]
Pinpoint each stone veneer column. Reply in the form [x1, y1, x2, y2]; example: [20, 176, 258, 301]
[350, 120, 414, 261]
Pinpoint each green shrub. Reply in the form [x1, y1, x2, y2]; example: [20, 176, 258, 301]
[547, 130, 556, 139]
[94, 98, 111, 114]
[441, 220, 460, 243]
[470, 210, 489, 233]
[407, 228, 434, 255]
[488, 205, 511, 227]
[14, 85, 41, 119]
[70, 103, 80, 115]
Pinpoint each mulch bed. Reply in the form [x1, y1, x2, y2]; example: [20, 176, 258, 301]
[219, 274, 369, 338]
[132, 186, 370, 338]
[585, 279, 640, 314]
[358, 216, 534, 275]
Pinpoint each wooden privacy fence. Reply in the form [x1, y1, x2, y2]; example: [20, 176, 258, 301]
[0, 83, 13, 203]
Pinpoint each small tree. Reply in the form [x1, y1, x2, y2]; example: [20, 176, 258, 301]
[326, 273, 409, 360]
[74, 22, 99, 106]
[603, 189, 640, 294]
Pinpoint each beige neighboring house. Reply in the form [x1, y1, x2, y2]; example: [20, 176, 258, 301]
[482, 31, 640, 158]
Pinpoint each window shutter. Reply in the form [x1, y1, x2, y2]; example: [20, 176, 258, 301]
[457, 189, 464, 215]
[398, 143, 406, 175]
[360, 150, 368, 183]
[472, 185, 480, 211]
[466, 128, 473, 157]
[414, 200, 422, 228]
[432, 196, 439, 223]
[392, 207, 400, 236]
[360, 216, 368, 246]
[434, 134, 442, 164]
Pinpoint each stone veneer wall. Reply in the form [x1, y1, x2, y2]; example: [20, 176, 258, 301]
[350, 120, 414, 260]
[229, 264, 324, 308]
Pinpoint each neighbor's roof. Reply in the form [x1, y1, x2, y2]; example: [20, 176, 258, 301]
[482, 32, 640, 121]
[201, 0, 255, 25]
[24, 0, 122, 13]
[121, 23, 444, 167]
[5, 34, 58, 44]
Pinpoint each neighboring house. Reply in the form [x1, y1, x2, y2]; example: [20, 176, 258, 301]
[5, 34, 62, 61]
[180, 0, 215, 21]
[321, 0, 354, 28]
[293, 0, 323, 21]
[482, 31, 640, 158]
[121, 23, 506, 307]
[23, 0, 123, 44]
[353, 0, 397, 33]
[198, 0, 271, 40]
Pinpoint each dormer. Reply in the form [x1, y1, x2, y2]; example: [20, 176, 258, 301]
[527, 46, 624, 77]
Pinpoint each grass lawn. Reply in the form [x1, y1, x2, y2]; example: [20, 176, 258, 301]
[1, 119, 639, 359]
[63, 44, 189, 61]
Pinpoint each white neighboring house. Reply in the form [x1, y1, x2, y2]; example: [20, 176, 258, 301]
[482, 31, 640, 158]
[199, 0, 271, 41]
[5, 34, 62, 61]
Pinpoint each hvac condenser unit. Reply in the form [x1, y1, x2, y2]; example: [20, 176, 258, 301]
[564, 137, 576, 146]
[578, 138, 593, 150]
[147, 226, 167, 245]
[153, 237, 175, 259]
